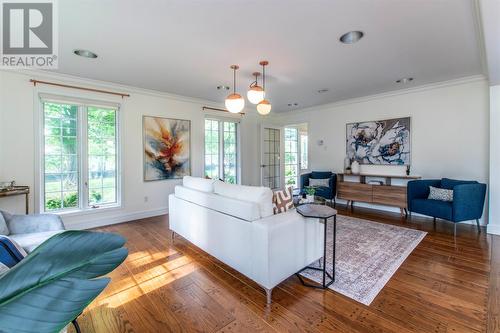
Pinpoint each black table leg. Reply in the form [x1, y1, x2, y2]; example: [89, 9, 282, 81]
[296, 214, 336, 289]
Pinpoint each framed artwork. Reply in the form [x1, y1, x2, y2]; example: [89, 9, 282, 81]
[346, 117, 411, 165]
[143, 116, 191, 181]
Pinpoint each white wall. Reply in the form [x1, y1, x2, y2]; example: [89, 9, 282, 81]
[271, 77, 490, 224]
[0, 70, 262, 229]
[489, 85, 500, 234]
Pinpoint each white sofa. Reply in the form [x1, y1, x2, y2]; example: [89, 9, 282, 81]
[168, 176, 323, 303]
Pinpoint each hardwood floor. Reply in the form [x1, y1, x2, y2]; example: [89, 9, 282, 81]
[70, 206, 498, 333]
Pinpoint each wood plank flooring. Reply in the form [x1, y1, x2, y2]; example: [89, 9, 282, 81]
[69, 206, 498, 333]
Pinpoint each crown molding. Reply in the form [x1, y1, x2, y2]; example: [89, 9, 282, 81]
[472, 0, 489, 78]
[1, 68, 224, 108]
[270, 74, 488, 118]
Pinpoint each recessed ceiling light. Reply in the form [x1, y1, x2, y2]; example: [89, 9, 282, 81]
[396, 77, 414, 84]
[73, 49, 98, 58]
[217, 85, 230, 90]
[339, 31, 364, 44]
[317, 89, 329, 93]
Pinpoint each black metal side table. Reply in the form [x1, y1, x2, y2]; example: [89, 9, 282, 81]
[295, 204, 337, 289]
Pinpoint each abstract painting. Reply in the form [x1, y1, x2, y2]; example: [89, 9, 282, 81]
[143, 116, 190, 181]
[346, 117, 410, 165]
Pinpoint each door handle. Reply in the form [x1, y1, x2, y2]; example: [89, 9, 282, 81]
[261, 164, 266, 168]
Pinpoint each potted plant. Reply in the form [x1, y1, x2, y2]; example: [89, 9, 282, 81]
[305, 186, 316, 203]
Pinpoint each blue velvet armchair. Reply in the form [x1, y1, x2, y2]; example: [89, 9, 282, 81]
[407, 178, 486, 233]
[300, 171, 337, 205]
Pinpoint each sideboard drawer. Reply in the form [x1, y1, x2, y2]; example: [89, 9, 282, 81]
[337, 182, 373, 202]
[372, 185, 407, 208]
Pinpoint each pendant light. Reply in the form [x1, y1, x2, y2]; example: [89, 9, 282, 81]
[247, 72, 265, 104]
[225, 65, 245, 113]
[257, 61, 271, 115]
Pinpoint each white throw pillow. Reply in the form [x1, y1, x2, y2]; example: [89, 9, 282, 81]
[309, 178, 330, 187]
[428, 186, 453, 202]
[183, 176, 215, 192]
[213, 181, 274, 218]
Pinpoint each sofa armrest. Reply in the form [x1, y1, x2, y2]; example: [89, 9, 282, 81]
[407, 179, 441, 211]
[251, 210, 323, 289]
[300, 173, 311, 193]
[6, 214, 65, 235]
[329, 174, 337, 197]
[452, 183, 487, 222]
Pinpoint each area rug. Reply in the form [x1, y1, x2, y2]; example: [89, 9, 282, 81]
[299, 215, 426, 305]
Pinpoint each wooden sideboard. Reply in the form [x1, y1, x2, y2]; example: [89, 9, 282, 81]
[337, 173, 421, 217]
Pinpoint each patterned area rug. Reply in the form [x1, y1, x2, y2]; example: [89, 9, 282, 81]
[300, 215, 427, 305]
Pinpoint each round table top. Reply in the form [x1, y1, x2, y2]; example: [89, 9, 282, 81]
[296, 204, 337, 219]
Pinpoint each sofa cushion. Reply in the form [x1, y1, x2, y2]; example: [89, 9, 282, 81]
[214, 181, 274, 218]
[273, 187, 294, 214]
[311, 171, 332, 179]
[440, 178, 476, 190]
[175, 185, 260, 221]
[10, 230, 63, 253]
[183, 176, 215, 192]
[428, 186, 453, 202]
[411, 198, 453, 220]
[0, 211, 9, 235]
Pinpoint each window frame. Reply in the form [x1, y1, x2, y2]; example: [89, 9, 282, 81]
[37, 95, 122, 215]
[204, 117, 241, 184]
[284, 127, 299, 188]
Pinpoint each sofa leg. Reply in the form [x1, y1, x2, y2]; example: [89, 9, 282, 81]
[476, 219, 481, 233]
[264, 287, 273, 305]
[433, 217, 436, 224]
[333, 198, 336, 208]
[454, 223, 457, 237]
[171, 231, 176, 241]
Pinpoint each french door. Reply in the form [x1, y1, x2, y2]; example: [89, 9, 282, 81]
[260, 125, 283, 189]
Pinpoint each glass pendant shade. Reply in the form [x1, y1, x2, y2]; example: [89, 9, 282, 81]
[247, 85, 265, 104]
[257, 99, 271, 115]
[225, 93, 245, 113]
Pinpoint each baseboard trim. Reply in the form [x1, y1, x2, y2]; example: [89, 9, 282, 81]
[65, 207, 168, 230]
[487, 224, 500, 235]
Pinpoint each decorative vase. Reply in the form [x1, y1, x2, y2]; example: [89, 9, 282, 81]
[351, 161, 360, 174]
[306, 195, 314, 203]
[344, 156, 351, 172]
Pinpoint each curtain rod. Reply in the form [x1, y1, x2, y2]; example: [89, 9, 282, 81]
[29, 79, 130, 98]
[202, 106, 245, 115]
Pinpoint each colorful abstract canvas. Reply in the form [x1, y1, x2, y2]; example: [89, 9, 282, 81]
[346, 117, 410, 165]
[143, 116, 191, 181]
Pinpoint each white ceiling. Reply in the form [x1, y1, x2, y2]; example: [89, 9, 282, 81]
[54, 0, 484, 112]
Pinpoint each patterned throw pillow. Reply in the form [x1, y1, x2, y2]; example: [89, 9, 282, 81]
[273, 187, 294, 214]
[428, 186, 453, 202]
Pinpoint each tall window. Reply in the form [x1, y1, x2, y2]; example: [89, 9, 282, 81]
[204, 119, 239, 184]
[284, 127, 299, 187]
[300, 133, 308, 170]
[42, 100, 119, 212]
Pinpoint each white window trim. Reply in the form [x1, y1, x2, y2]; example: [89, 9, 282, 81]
[35, 94, 122, 215]
[204, 116, 241, 184]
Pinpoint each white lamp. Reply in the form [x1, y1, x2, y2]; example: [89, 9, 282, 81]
[257, 61, 271, 115]
[257, 99, 271, 115]
[247, 72, 265, 104]
[225, 93, 245, 113]
[225, 65, 245, 113]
